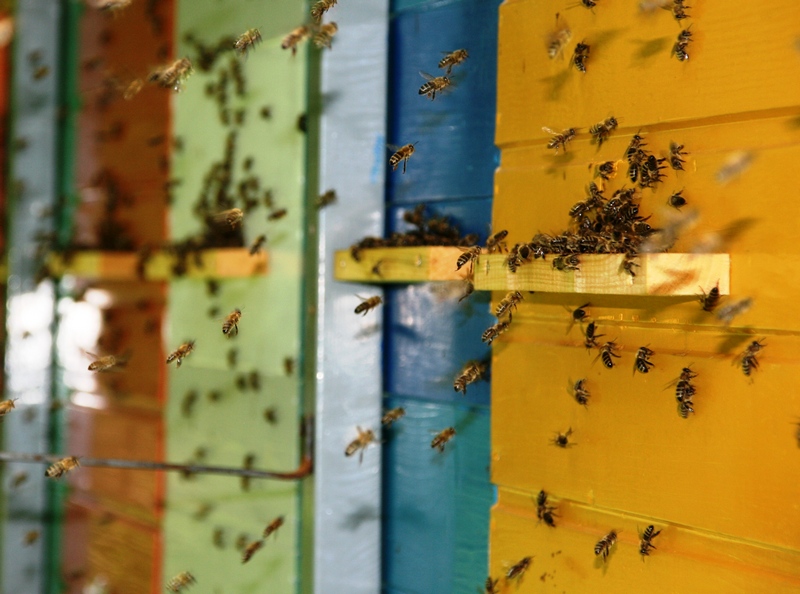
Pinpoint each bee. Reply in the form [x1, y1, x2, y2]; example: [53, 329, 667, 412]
[698, 282, 721, 312]
[381, 407, 406, 427]
[552, 254, 580, 271]
[221, 309, 242, 337]
[589, 116, 618, 147]
[167, 341, 195, 368]
[625, 132, 646, 162]
[456, 246, 482, 273]
[354, 295, 382, 315]
[547, 13, 572, 59]
[282, 25, 312, 56]
[389, 143, 416, 173]
[669, 142, 687, 170]
[250, 234, 267, 255]
[314, 22, 338, 49]
[543, 126, 578, 154]
[148, 57, 193, 91]
[579, 0, 598, 7]
[486, 230, 509, 254]
[638, 525, 661, 559]
[260, 105, 272, 119]
[123, 78, 143, 100]
[94, 0, 132, 12]
[10, 472, 28, 488]
[571, 303, 591, 323]
[573, 379, 590, 406]
[87, 352, 128, 372]
[263, 516, 285, 539]
[673, 28, 692, 61]
[431, 427, 456, 452]
[596, 160, 618, 180]
[235, 534, 249, 551]
[439, 48, 469, 74]
[268, 208, 287, 222]
[595, 530, 618, 562]
[678, 399, 695, 418]
[311, 0, 337, 22]
[584, 321, 603, 350]
[249, 371, 261, 390]
[453, 360, 487, 395]
[166, 571, 196, 593]
[214, 207, 244, 228]
[621, 253, 639, 277]
[739, 339, 765, 377]
[715, 297, 753, 325]
[674, 367, 697, 402]
[0, 398, 18, 417]
[482, 318, 512, 345]
[483, 577, 500, 594]
[597, 341, 621, 368]
[316, 189, 336, 208]
[551, 427, 574, 448]
[535, 489, 558, 527]
[283, 356, 295, 375]
[668, 189, 687, 210]
[459, 279, 475, 302]
[572, 41, 590, 73]
[672, 0, 690, 21]
[234, 28, 262, 57]
[634, 346, 655, 374]
[45, 456, 80, 479]
[213, 528, 225, 548]
[345, 426, 376, 462]
[506, 556, 533, 581]
[263, 407, 278, 424]
[418, 71, 452, 100]
[242, 539, 264, 563]
[23, 530, 40, 546]
[495, 291, 524, 318]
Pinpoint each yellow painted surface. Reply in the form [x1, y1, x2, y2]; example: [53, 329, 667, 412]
[490, 0, 800, 589]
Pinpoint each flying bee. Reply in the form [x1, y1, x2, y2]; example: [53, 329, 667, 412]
[263, 407, 278, 424]
[634, 346, 655, 374]
[222, 308, 242, 337]
[418, 71, 452, 100]
[551, 427, 574, 448]
[715, 297, 753, 325]
[597, 340, 621, 368]
[167, 341, 195, 368]
[456, 246, 482, 273]
[506, 556, 533, 581]
[345, 426, 376, 463]
[10, 472, 28, 488]
[166, 571, 196, 593]
[389, 143, 416, 173]
[595, 530, 618, 562]
[543, 126, 578, 154]
[310, 0, 337, 22]
[87, 352, 127, 372]
[669, 142, 687, 170]
[595, 160, 618, 181]
[242, 539, 264, 563]
[123, 78, 143, 100]
[316, 189, 337, 208]
[381, 407, 406, 427]
[431, 427, 456, 452]
[439, 48, 469, 74]
[589, 116, 618, 147]
[214, 208, 244, 229]
[572, 41, 590, 73]
[668, 189, 687, 209]
[486, 230, 509, 253]
[269, 208, 288, 221]
[282, 25, 312, 56]
[584, 321, 603, 350]
[234, 28, 262, 57]
[148, 57, 193, 91]
[354, 295, 382, 315]
[0, 398, 18, 417]
[739, 339, 765, 377]
[458, 279, 475, 302]
[573, 379, 590, 406]
[482, 317, 512, 345]
[495, 291, 524, 318]
[263, 516, 285, 539]
[483, 577, 500, 594]
[314, 22, 338, 49]
[698, 281, 720, 312]
[638, 525, 661, 559]
[547, 13, 572, 59]
[454, 360, 487, 395]
[249, 234, 267, 255]
[94, 0, 132, 12]
[23, 530, 39, 546]
[579, 0, 598, 7]
[45, 456, 80, 479]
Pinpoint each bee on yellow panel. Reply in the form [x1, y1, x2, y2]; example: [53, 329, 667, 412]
[310, 0, 337, 23]
[634, 346, 655, 374]
[354, 295, 382, 315]
[593, 159, 619, 181]
[242, 539, 264, 563]
[234, 28, 262, 57]
[45, 456, 80, 479]
[535, 490, 558, 527]
[584, 321, 603, 350]
[430, 427, 456, 452]
[550, 427, 575, 448]
[672, 27, 692, 61]
[381, 407, 406, 427]
[438, 49, 468, 74]
[388, 142, 417, 173]
[314, 22, 338, 49]
[595, 530, 619, 562]
[596, 340, 621, 368]
[668, 189, 687, 209]
[148, 58, 193, 92]
[263, 516, 285, 539]
[418, 72, 452, 100]
[483, 577, 499, 594]
[546, 13, 571, 59]
[166, 571, 196, 593]
[737, 339, 765, 377]
[543, 126, 578, 154]
[572, 41, 590, 72]
[638, 525, 661, 559]
[572, 378, 590, 407]
[345, 426, 376, 463]
[166, 340, 195, 368]
[669, 141, 688, 170]
[672, 0, 690, 21]
[0, 398, 18, 417]
[589, 116, 618, 147]
[505, 556, 533, 582]
[282, 25, 312, 56]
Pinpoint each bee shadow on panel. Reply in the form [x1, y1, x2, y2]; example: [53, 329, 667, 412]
[539, 69, 570, 102]
[339, 503, 381, 531]
[715, 330, 755, 356]
[629, 37, 671, 66]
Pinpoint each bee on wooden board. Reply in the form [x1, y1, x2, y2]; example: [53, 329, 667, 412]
[716, 297, 752, 325]
[738, 339, 765, 377]
[439, 48, 468, 74]
[45, 456, 80, 479]
[148, 57, 193, 91]
[354, 295, 382, 315]
[506, 556, 533, 581]
[597, 340, 621, 368]
[572, 41, 590, 73]
[0, 398, 18, 417]
[382, 407, 406, 427]
[282, 25, 312, 56]
[234, 28, 262, 57]
[431, 427, 456, 452]
[639, 524, 661, 559]
[456, 246, 481, 274]
[485, 230, 509, 254]
[418, 72, 452, 100]
[551, 427, 574, 448]
[389, 143, 417, 173]
[214, 207, 244, 229]
[345, 426, 376, 462]
[547, 13, 572, 59]
[314, 22, 338, 49]
[316, 189, 336, 208]
[263, 515, 285, 539]
[570, 302, 591, 324]
[634, 346, 655, 374]
[595, 530, 618, 562]
[311, 0, 337, 23]
[584, 321, 603, 350]
[553, 254, 580, 271]
[483, 576, 500, 594]
[242, 539, 264, 564]
[167, 341, 195, 368]
[589, 116, 618, 147]
[495, 291, 523, 318]
[250, 234, 267, 255]
[222, 308, 242, 337]
[573, 378, 590, 406]
[454, 360, 487, 394]
[482, 317, 512, 345]
[543, 126, 578, 154]
[669, 141, 687, 170]
[166, 571, 196, 593]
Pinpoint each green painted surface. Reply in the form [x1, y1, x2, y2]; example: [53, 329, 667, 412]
[166, 1, 309, 592]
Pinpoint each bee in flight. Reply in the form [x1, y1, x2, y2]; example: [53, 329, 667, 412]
[354, 295, 382, 315]
[382, 407, 406, 427]
[242, 539, 264, 564]
[715, 297, 752, 325]
[495, 291, 524, 318]
[311, 0, 338, 23]
[234, 28, 262, 57]
[439, 48, 468, 74]
[345, 426, 376, 463]
[543, 126, 578, 154]
[389, 143, 417, 174]
[166, 571, 196, 593]
[86, 352, 128, 372]
[148, 57, 193, 92]
[431, 427, 456, 452]
[482, 317, 512, 345]
[167, 340, 195, 368]
[93, 0, 132, 12]
[453, 360, 487, 395]
[595, 530, 618, 562]
[483, 576, 499, 594]
[0, 398, 18, 418]
[506, 556, 533, 581]
[214, 208, 244, 229]
[250, 234, 267, 255]
[45, 456, 80, 479]
[263, 516, 285, 539]
[418, 72, 452, 100]
[638, 525, 661, 559]
[268, 207, 288, 221]
[551, 427, 574, 448]
[282, 25, 312, 56]
[222, 309, 242, 337]
[314, 22, 339, 49]
[547, 13, 572, 59]
[316, 189, 337, 208]
[634, 346, 655, 374]
[738, 339, 765, 377]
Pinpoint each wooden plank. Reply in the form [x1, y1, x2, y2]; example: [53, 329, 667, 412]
[334, 247, 467, 283]
[490, 487, 800, 593]
[497, 0, 800, 147]
[46, 248, 268, 280]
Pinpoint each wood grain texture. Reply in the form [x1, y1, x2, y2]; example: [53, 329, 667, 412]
[335, 247, 470, 282]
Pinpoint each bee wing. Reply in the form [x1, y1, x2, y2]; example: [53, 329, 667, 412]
[419, 70, 436, 82]
[542, 126, 559, 136]
[386, 143, 403, 152]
